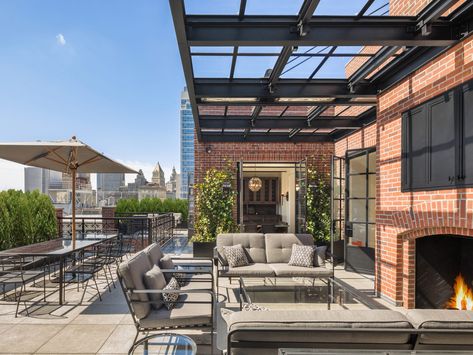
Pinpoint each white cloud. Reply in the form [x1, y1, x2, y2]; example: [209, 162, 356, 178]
[56, 33, 66, 46]
[0, 159, 25, 191]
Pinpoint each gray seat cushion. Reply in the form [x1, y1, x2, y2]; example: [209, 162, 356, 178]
[264, 234, 314, 263]
[227, 310, 412, 345]
[220, 263, 275, 277]
[139, 292, 212, 328]
[143, 265, 166, 310]
[269, 263, 333, 278]
[118, 252, 153, 319]
[217, 233, 266, 264]
[406, 309, 473, 345]
[143, 243, 164, 266]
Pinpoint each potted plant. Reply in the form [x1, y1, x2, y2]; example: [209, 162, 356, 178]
[192, 165, 237, 257]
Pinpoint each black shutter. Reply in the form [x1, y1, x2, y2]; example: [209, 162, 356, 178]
[461, 82, 473, 185]
[409, 105, 429, 189]
[427, 91, 456, 188]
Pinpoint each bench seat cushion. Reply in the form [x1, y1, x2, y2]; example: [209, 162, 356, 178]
[139, 292, 212, 328]
[220, 263, 275, 277]
[406, 309, 473, 345]
[269, 263, 333, 278]
[227, 310, 412, 345]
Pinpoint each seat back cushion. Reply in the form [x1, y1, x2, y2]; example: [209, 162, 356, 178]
[143, 243, 164, 266]
[264, 234, 314, 263]
[118, 251, 153, 319]
[217, 233, 266, 264]
[143, 265, 166, 310]
[406, 309, 473, 345]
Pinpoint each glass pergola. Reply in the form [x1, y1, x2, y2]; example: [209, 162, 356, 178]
[170, 0, 473, 142]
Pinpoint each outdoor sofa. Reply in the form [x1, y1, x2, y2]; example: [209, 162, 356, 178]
[117, 243, 215, 354]
[214, 233, 334, 292]
[220, 309, 473, 354]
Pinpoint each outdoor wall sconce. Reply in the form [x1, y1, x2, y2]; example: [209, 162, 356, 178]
[295, 183, 300, 192]
[281, 191, 289, 201]
[205, 145, 212, 154]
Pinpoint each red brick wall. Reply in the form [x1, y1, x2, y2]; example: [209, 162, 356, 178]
[377, 33, 473, 307]
[195, 138, 334, 185]
[334, 123, 377, 158]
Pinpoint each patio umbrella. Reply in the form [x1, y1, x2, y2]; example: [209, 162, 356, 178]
[0, 136, 137, 247]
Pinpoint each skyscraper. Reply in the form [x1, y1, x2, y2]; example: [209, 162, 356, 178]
[180, 87, 194, 199]
[97, 173, 125, 203]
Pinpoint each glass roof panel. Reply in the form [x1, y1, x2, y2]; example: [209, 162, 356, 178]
[335, 46, 364, 54]
[190, 47, 234, 54]
[234, 56, 278, 78]
[312, 56, 353, 78]
[184, 0, 240, 15]
[245, 0, 304, 15]
[314, 0, 372, 15]
[259, 106, 287, 116]
[198, 106, 226, 115]
[238, 46, 283, 54]
[283, 106, 311, 116]
[192, 56, 232, 78]
[227, 106, 255, 116]
[280, 56, 323, 79]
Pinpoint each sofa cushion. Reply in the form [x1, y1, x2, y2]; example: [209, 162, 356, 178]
[143, 265, 166, 310]
[264, 234, 314, 264]
[406, 309, 473, 345]
[139, 292, 212, 329]
[159, 255, 186, 285]
[143, 243, 163, 266]
[118, 252, 153, 319]
[288, 244, 314, 268]
[314, 245, 328, 267]
[217, 233, 266, 264]
[269, 263, 333, 278]
[227, 310, 412, 345]
[220, 263, 275, 277]
[224, 244, 250, 268]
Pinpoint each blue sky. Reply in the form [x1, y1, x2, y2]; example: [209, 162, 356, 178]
[0, 0, 386, 190]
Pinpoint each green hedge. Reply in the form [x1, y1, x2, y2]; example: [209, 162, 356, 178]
[0, 190, 58, 251]
[115, 198, 188, 222]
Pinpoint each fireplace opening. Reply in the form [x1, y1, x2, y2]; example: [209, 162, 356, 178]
[416, 235, 473, 309]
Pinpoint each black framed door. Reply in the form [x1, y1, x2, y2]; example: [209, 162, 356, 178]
[331, 155, 345, 261]
[295, 159, 307, 233]
[345, 148, 376, 275]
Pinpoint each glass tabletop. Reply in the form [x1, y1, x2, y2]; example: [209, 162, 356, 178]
[239, 277, 375, 310]
[131, 333, 197, 355]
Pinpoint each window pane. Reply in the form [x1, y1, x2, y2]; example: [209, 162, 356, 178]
[368, 224, 376, 248]
[349, 175, 366, 198]
[368, 200, 375, 223]
[349, 200, 366, 222]
[349, 154, 366, 174]
[368, 152, 376, 173]
[351, 224, 366, 247]
[368, 174, 376, 198]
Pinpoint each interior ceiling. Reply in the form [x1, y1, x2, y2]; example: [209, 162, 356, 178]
[170, 0, 473, 143]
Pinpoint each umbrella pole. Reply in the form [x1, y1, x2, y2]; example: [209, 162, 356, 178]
[72, 168, 76, 249]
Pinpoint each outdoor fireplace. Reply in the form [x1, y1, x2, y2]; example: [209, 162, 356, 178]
[416, 235, 473, 309]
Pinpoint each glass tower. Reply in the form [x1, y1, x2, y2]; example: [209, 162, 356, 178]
[180, 87, 194, 199]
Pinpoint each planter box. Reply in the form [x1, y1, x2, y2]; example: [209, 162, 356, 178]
[193, 241, 216, 258]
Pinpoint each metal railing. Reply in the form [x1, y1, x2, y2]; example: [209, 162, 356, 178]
[57, 213, 174, 250]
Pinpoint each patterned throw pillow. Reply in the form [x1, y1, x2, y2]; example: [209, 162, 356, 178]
[162, 277, 180, 310]
[242, 303, 269, 311]
[288, 244, 314, 268]
[160, 255, 187, 286]
[224, 244, 250, 268]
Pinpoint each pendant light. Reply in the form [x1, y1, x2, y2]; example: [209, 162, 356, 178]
[248, 163, 262, 192]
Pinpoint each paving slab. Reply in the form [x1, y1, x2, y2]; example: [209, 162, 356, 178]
[0, 324, 63, 354]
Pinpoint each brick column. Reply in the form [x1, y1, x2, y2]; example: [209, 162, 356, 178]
[55, 208, 63, 237]
[101, 206, 116, 233]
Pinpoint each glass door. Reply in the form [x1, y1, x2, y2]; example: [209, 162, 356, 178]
[295, 159, 307, 233]
[331, 155, 345, 261]
[345, 148, 376, 275]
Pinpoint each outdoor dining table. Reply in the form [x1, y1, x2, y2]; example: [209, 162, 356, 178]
[0, 233, 118, 305]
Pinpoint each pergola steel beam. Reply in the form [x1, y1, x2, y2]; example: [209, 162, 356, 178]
[196, 99, 377, 106]
[169, 0, 202, 140]
[349, 46, 401, 91]
[416, 0, 461, 35]
[194, 79, 376, 99]
[185, 16, 457, 47]
[200, 117, 363, 129]
[201, 133, 333, 143]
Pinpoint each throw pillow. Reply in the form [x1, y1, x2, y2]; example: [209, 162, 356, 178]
[313, 245, 328, 267]
[162, 277, 181, 310]
[242, 303, 269, 311]
[159, 255, 186, 285]
[288, 244, 314, 268]
[224, 244, 250, 268]
[143, 265, 166, 310]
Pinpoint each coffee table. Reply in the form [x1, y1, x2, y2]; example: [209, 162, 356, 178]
[239, 276, 375, 310]
[130, 333, 197, 355]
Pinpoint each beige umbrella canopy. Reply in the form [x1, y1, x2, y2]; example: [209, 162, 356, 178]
[0, 136, 137, 247]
